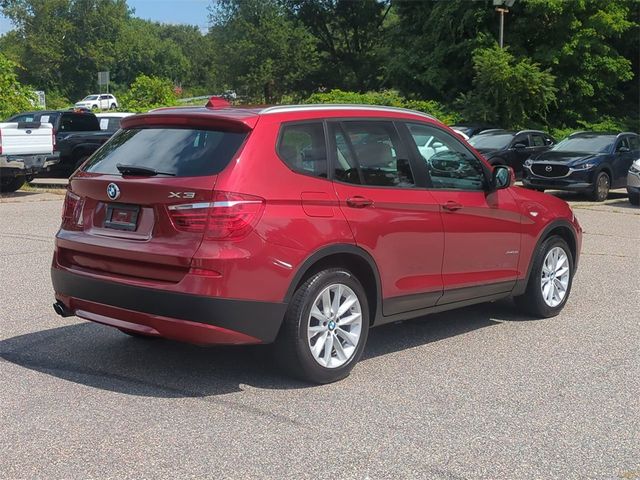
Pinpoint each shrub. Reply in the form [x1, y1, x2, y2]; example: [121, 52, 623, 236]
[304, 89, 460, 125]
[120, 75, 178, 112]
[0, 54, 36, 119]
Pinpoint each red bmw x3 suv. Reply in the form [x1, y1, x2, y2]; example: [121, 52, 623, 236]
[51, 103, 582, 383]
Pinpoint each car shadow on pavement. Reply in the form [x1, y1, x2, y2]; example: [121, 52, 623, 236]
[0, 300, 528, 397]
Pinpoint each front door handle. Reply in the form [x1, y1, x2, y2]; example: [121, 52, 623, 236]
[442, 201, 463, 212]
[346, 196, 374, 208]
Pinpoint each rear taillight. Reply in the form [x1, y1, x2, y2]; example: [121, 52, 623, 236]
[61, 190, 84, 230]
[52, 131, 56, 152]
[168, 191, 265, 240]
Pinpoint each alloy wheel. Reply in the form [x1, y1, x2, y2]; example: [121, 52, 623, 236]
[540, 247, 570, 307]
[307, 283, 363, 368]
[597, 173, 609, 201]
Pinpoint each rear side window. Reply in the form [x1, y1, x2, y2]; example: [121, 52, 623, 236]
[331, 121, 415, 188]
[84, 128, 248, 177]
[277, 122, 327, 178]
[59, 114, 98, 132]
[629, 135, 639, 150]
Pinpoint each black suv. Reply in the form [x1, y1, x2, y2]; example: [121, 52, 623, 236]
[522, 132, 640, 201]
[468, 129, 555, 178]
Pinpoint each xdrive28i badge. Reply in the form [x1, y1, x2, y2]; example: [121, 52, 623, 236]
[106, 183, 120, 200]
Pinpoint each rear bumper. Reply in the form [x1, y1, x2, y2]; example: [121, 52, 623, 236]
[0, 154, 48, 176]
[51, 267, 287, 345]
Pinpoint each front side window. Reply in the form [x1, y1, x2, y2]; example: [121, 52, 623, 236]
[331, 121, 415, 188]
[407, 123, 486, 191]
[513, 134, 530, 147]
[628, 135, 639, 150]
[277, 122, 327, 178]
[531, 134, 545, 147]
[616, 137, 630, 152]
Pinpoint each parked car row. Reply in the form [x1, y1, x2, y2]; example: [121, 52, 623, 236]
[460, 127, 639, 204]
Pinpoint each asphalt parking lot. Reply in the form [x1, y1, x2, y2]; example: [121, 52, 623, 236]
[1, 189, 638, 480]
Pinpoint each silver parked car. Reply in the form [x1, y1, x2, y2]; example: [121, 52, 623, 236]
[627, 159, 640, 205]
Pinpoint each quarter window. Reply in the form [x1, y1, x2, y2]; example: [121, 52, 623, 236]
[406, 123, 486, 191]
[331, 121, 415, 188]
[278, 122, 327, 178]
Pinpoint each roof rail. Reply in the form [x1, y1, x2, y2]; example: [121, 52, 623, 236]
[260, 104, 437, 120]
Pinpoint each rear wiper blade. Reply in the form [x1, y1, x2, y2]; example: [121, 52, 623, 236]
[116, 163, 175, 176]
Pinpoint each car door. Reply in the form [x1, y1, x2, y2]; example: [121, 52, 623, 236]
[508, 132, 533, 176]
[402, 122, 522, 304]
[328, 120, 445, 315]
[98, 95, 108, 110]
[612, 136, 636, 188]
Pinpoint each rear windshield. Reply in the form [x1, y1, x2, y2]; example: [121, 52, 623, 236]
[84, 127, 248, 177]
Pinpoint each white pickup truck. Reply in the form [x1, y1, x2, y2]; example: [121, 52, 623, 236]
[0, 121, 54, 193]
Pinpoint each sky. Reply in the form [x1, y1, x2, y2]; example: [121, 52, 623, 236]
[0, 0, 212, 35]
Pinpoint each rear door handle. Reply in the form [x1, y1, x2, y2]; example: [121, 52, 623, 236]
[442, 201, 463, 212]
[346, 196, 374, 208]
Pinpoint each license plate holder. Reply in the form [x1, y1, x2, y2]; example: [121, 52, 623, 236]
[104, 203, 140, 231]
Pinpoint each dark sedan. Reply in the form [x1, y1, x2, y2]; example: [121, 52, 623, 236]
[522, 132, 640, 201]
[468, 129, 555, 178]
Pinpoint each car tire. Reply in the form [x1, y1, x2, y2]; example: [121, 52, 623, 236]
[590, 171, 610, 202]
[110, 103, 117, 110]
[629, 193, 639, 206]
[275, 268, 370, 384]
[0, 175, 26, 193]
[514, 235, 574, 318]
[91, 104, 98, 110]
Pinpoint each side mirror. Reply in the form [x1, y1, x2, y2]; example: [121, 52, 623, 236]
[492, 165, 515, 190]
[512, 143, 527, 150]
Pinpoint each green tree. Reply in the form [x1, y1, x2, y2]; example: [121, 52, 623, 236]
[284, 0, 393, 92]
[120, 74, 177, 112]
[209, 0, 318, 102]
[1, 0, 131, 99]
[0, 53, 36, 119]
[457, 46, 557, 128]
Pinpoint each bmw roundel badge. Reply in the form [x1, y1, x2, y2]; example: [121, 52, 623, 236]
[107, 183, 120, 200]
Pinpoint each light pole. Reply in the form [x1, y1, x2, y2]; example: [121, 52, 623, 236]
[493, 0, 516, 48]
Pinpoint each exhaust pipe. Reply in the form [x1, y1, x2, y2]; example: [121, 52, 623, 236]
[53, 301, 73, 318]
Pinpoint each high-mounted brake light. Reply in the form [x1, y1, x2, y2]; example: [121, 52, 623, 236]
[168, 191, 265, 240]
[206, 96, 230, 109]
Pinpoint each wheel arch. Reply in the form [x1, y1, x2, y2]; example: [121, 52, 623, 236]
[284, 244, 382, 326]
[513, 219, 578, 296]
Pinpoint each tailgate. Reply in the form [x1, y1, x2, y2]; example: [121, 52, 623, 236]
[56, 123, 250, 283]
[0, 122, 54, 156]
[57, 175, 218, 283]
